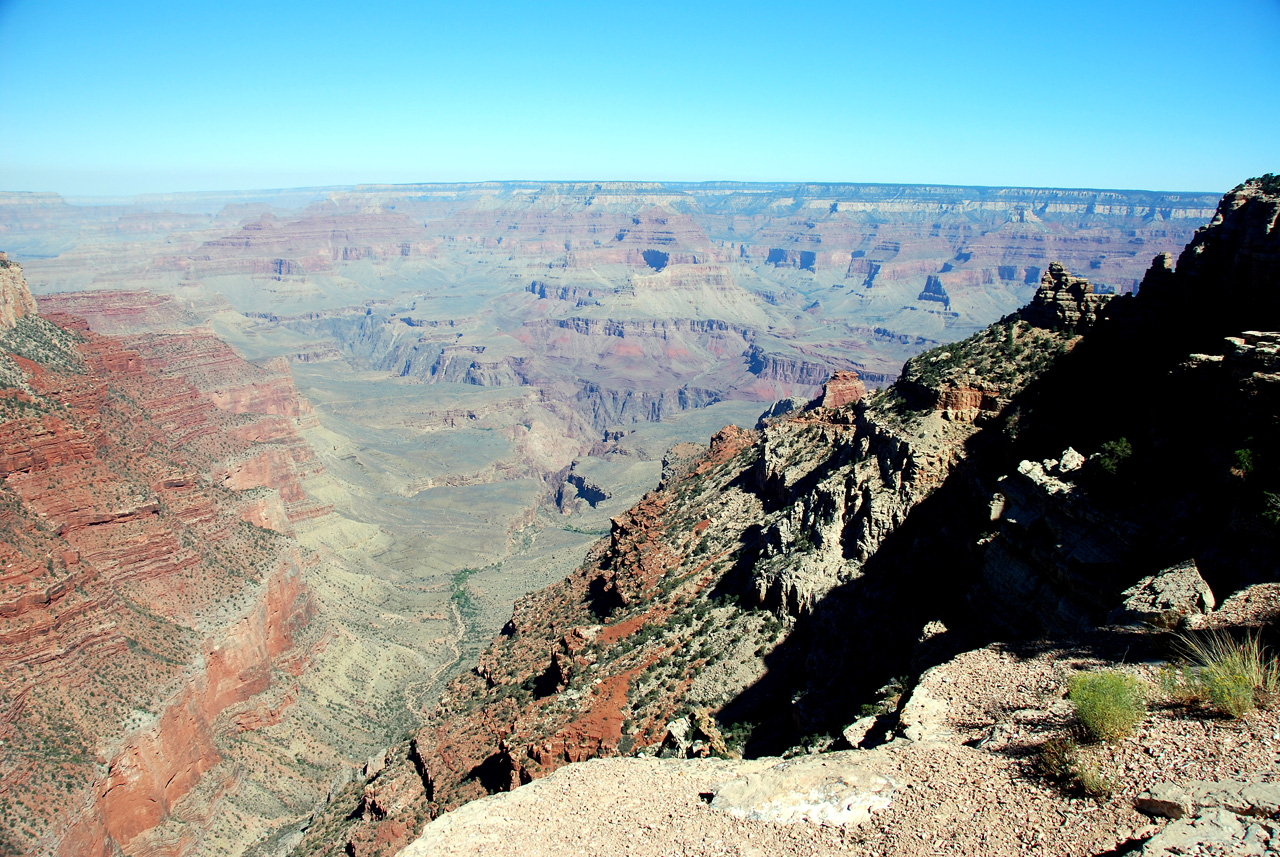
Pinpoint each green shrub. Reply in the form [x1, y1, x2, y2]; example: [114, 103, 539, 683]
[1096, 438, 1133, 477]
[1170, 631, 1279, 718]
[1068, 669, 1146, 741]
[1263, 492, 1280, 526]
[1233, 173, 1280, 195]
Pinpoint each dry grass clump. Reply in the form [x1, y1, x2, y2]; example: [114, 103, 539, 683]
[1036, 736, 1078, 779]
[1068, 669, 1146, 742]
[1161, 630, 1280, 718]
[1036, 737, 1114, 800]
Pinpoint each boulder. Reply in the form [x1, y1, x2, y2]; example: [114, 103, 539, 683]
[897, 681, 949, 743]
[659, 717, 693, 758]
[841, 716, 877, 749]
[710, 751, 896, 826]
[1111, 559, 1215, 629]
[1058, 447, 1086, 472]
[1135, 782, 1193, 819]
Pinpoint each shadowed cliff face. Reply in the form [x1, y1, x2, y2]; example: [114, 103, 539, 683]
[299, 178, 1280, 856]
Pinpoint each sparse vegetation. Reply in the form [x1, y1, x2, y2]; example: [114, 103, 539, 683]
[1036, 735, 1078, 780]
[0, 316, 86, 375]
[1233, 173, 1280, 195]
[1068, 669, 1146, 742]
[897, 316, 1071, 391]
[1163, 631, 1280, 718]
[1072, 755, 1115, 800]
[1036, 736, 1113, 800]
[1095, 437, 1133, 477]
[450, 566, 485, 621]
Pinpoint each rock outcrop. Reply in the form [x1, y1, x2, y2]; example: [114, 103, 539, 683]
[818, 370, 866, 408]
[1020, 261, 1110, 332]
[0, 252, 38, 329]
[709, 751, 896, 826]
[1136, 779, 1280, 856]
[1110, 559, 1216, 628]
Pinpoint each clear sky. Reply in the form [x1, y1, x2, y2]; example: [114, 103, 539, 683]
[0, 0, 1276, 196]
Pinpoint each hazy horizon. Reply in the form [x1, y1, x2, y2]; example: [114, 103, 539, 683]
[5, 177, 1239, 206]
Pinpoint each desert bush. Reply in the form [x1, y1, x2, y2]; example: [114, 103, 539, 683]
[1096, 437, 1133, 477]
[1036, 736, 1079, 780]
[1068, 669, 1146, 741]
[1036, 737, 1113, 800]
[1168, 630, 1280, 718]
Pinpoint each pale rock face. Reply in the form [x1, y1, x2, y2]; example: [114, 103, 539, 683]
[710, 752, 896, 826]
[1135, 779, 1280, 856]
[660, 717, 693, 757]
[0, 254, 38, 329]
[1110, 559, 1216, 628]
[754, 395, 808, 428]
[840, 715, 878, 749]
[896, 673, 952, 743]
[1059, 447, 1086, 472]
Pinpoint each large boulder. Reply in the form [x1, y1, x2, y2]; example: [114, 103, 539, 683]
[1110, 559, 1215, 629]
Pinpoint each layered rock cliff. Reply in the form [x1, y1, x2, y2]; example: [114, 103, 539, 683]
[0, 258, 333, 856]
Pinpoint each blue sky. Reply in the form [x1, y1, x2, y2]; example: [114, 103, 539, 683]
[0, 0, 1276, 196]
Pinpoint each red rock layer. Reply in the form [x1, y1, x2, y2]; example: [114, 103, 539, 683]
[0, 307, 322, 855]
[59, 557, 313, 856]
[819, 370, 867, 409]
[35, 290, 196, 335]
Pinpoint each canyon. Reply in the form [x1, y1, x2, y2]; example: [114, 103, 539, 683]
[0, 180, 1248, 855]
[302, 177, 1280, 854]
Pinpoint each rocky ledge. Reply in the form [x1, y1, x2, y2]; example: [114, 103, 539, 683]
[396, 583, 1280, 857]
